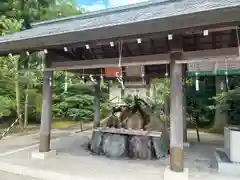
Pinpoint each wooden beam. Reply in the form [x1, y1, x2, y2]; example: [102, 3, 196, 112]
[124, 44, 133, 56]
[47, 53, 170, 71]
[46, 47, 240, 71]
[168, 34, 183, 53]
[178, 47, 239, 63]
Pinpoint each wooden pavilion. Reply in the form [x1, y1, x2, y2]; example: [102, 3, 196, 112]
[1, 0, 240, 179]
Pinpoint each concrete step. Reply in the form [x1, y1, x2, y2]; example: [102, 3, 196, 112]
[212, 148, 240, 175]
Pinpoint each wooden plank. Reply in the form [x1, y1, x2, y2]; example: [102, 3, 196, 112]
[48, 53, 170, 71]
[125, 65, 144, 77]
[46, 47, 240, 71]
[94, 128, 162, 137]
[177, 47, 239, 63]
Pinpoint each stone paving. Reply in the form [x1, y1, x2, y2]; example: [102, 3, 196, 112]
[0, 170, 43, 180]
[0, 128, 77, 180]
[0, 129, 239, 180]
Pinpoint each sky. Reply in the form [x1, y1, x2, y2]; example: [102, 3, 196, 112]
[77, 0, 149, 12]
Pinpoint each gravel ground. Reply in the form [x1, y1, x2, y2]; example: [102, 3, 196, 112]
[0, 130, 233, 180]
[0, 171, 43, 180]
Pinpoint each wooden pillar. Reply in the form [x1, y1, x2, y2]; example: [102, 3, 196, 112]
[182, 64, 187, 142]
[94, 77, 101, 128]
[170, 58, 184, 172]
[168, 35, 184, 172]
[121, 67, 126, 102]
[183, 95, 187, 142]
[39, 71, 53, 152]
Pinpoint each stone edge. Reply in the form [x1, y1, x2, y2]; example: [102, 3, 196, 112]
[31, 150, 57, 160]
[0, 162, 91, 180]
[164, 166, 189, 180]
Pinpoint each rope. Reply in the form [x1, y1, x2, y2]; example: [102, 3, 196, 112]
[236, 27, 240, 56]
[116, 40, 125, 89]
[141, 65, 145, 84]
[79, 70, 127, 77]
[118, 40, 123, 67]
[89, 74, 97, 84]
[0, 114, 23, 140]
[81, 69, 85, 82]
[224, 55, 229, 90]
[41, 54, 44, 71]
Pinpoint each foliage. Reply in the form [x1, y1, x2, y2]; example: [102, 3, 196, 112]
[39, 0, 83, 21]
[124, 95, 134, 104]
[52, 76, 110, 122]
[53, 83, 95, 122]
[0, 16, 23, 35]
[0, 96, 15, 117]
[2, 0, 238, 133]
[212, 75, 240, 125]
[149, 78, 170, 111]
[186, 76, 215, 127]
[0, 0, 111, 128]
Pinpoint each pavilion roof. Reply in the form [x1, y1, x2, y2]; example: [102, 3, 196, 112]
[0, 0, 240, 55]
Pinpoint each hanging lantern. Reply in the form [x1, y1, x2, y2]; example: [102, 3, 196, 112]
[100, 69, 104, 89]
[49, 77, 52, 87]
[165, 64, 168, 77]
[225, 68, 229, 90]
[81, 75, 86, 84]
[100, 68, 104, 80]
[64, 72, 68, 92]
[81, 69, 86, 83]
[116, 72, 125, 90]
[195, 72, 199, 91]
[220, 81, 224, 91]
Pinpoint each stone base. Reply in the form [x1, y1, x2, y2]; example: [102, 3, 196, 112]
[212, 148, 240, 175]
[31, 150, 56, 160]
[183, 142, 190, 148]
[164, 166, 189, 180]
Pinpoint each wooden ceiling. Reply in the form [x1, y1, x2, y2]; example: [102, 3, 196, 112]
[53, 29, 239, 62]
[52, 28, 239, 80]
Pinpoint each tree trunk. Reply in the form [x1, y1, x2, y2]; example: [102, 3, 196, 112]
[212, 76, 228, 133]
[94, 77, 101, 128]
[24, 59, 30, 129]
[79, 120, 83, 132]
[24, 84, 29, 129]
[15, 58, 23, 131]
[195, 116, 200, 142]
